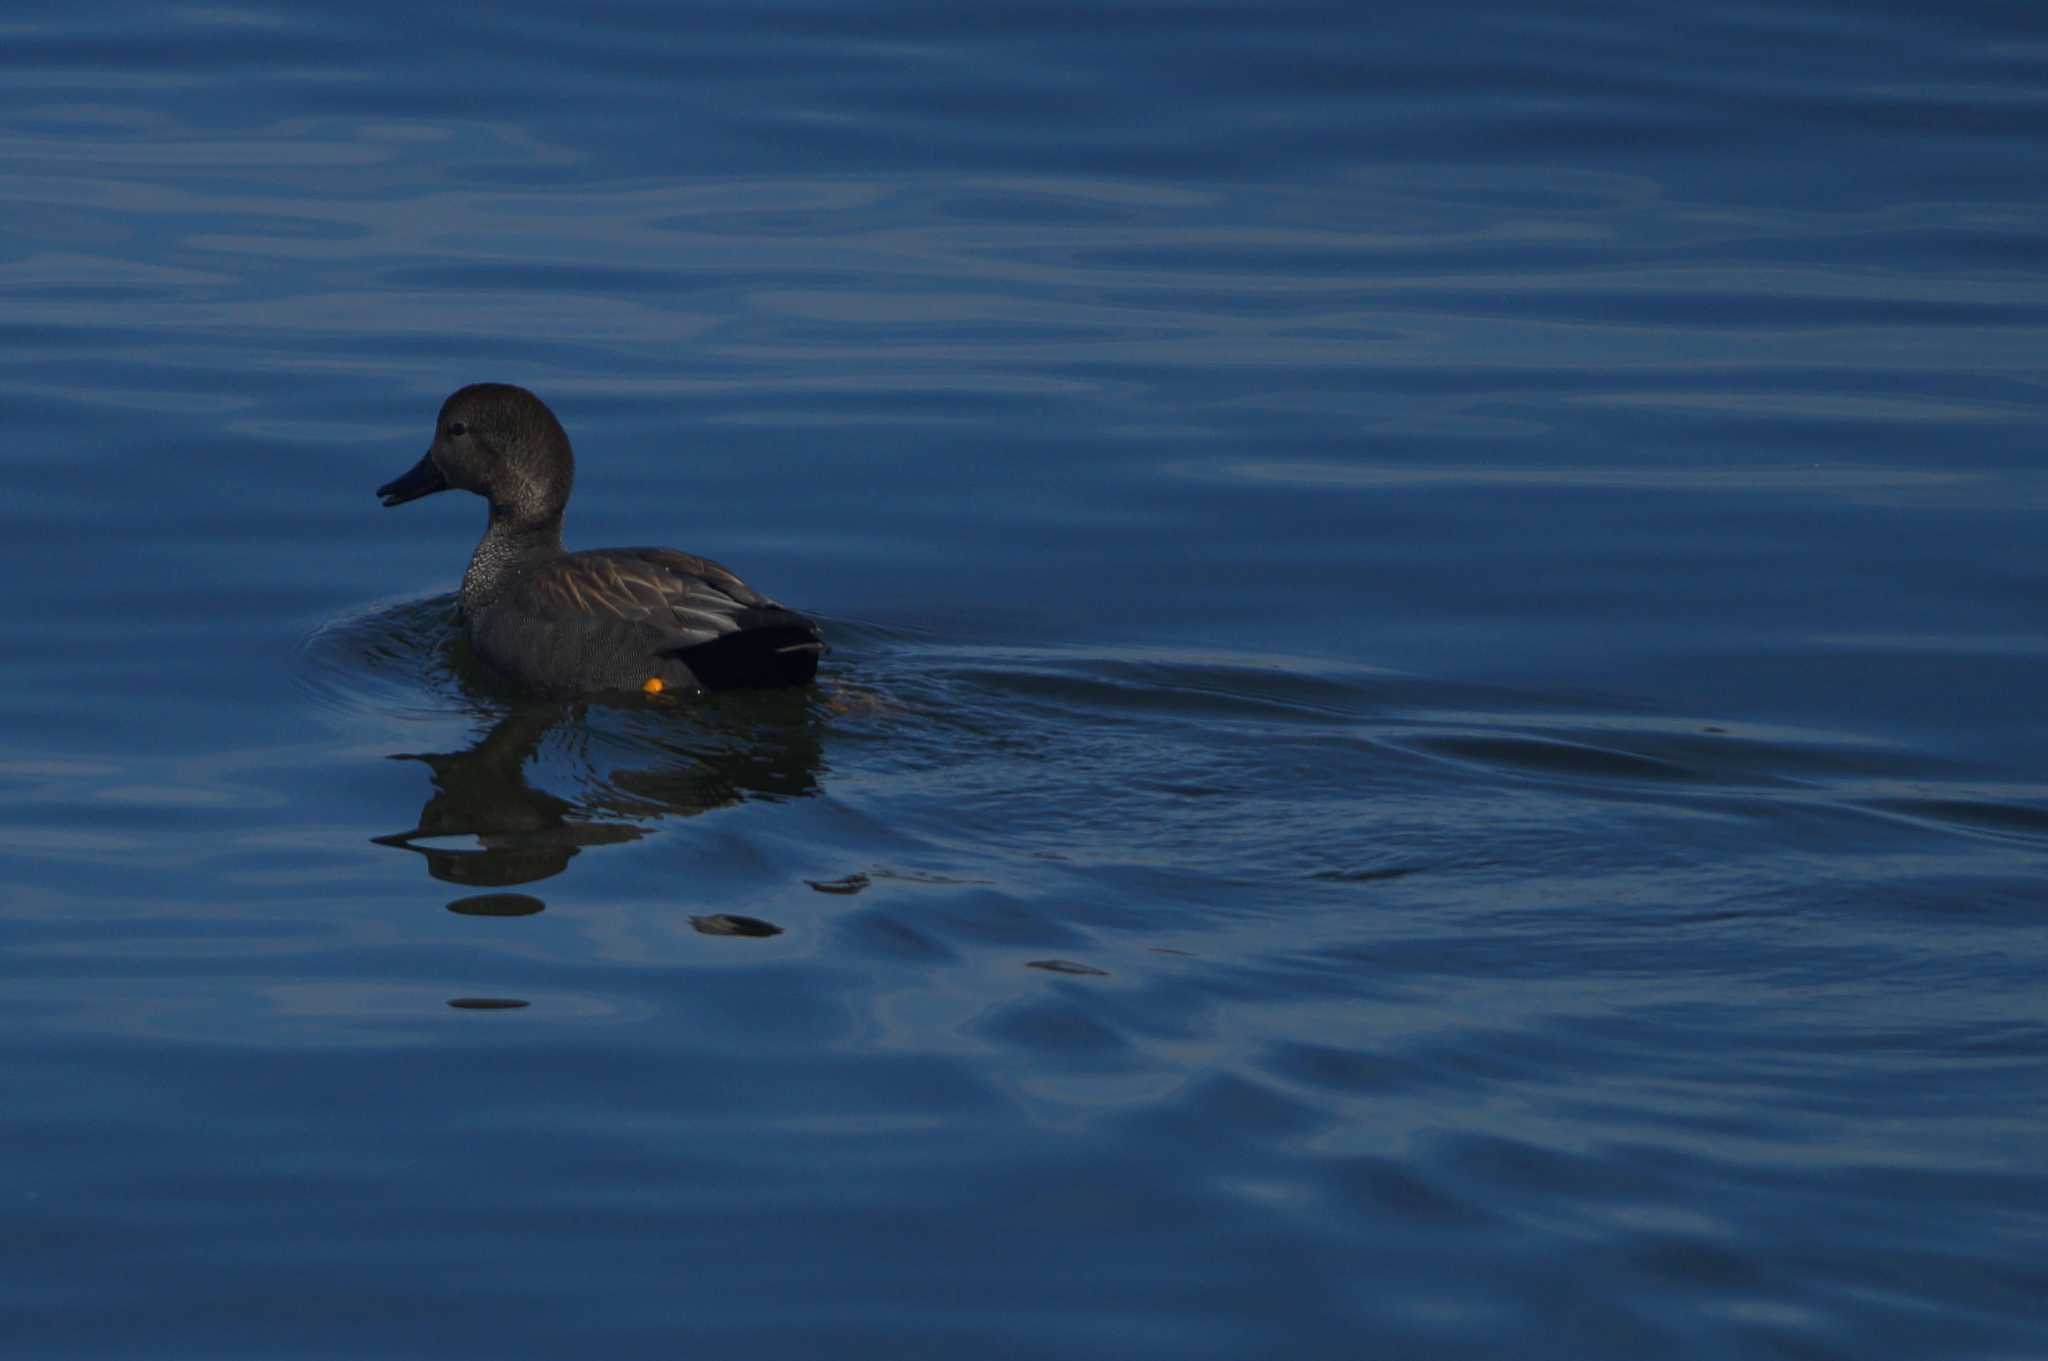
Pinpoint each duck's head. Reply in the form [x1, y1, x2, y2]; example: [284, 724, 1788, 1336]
[378, 383, 575, 528]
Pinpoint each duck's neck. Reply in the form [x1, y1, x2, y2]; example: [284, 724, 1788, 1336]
[461, 510, 564, 615]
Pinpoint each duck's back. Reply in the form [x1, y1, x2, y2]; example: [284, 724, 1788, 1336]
[469, 547, 824, 697]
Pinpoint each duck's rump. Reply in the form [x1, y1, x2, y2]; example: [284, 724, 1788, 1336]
[469, 547, 824, 696]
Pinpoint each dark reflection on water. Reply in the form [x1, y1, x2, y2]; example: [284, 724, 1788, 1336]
[445, 893, 546, 917]
[374, 708, 649, 890]
[1025, 959, 1110, 977]
[691, 913, 784, 938]
[334, 597, 829, 899]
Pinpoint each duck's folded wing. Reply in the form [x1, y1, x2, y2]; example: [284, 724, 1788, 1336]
[528, 549, 820, 652]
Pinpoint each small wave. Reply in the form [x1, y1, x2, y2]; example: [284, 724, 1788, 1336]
[1402, 731, 1713, 784]
[1861, 795, 2048, 846]
[295, 593, 471, 724]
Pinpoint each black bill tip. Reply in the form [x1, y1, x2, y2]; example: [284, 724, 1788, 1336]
[377, 452, 450, 508]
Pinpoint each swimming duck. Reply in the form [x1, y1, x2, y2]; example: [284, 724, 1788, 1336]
[377, 383, 824, 698]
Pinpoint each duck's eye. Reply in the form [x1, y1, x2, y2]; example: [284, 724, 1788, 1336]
[447, 422, 468, 437]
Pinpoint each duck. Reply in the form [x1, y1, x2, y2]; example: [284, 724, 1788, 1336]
[376, 383, 824, 698]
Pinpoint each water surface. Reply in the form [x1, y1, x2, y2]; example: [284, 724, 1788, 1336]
[2, 2, 2046, 1357]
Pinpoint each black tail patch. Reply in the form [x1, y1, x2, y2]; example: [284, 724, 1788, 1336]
[671, 627, 823, 690]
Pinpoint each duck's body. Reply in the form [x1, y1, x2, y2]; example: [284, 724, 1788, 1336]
[461, 544, 823, 698]
[378, 384, 823, 698]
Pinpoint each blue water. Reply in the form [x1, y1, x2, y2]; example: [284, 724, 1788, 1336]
[3, 2, 2046, 1356]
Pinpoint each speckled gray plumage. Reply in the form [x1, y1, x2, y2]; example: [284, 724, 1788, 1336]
[377, 384, 823, 698]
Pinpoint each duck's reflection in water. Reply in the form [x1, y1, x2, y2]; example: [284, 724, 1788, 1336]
[373, 691, 827, 914]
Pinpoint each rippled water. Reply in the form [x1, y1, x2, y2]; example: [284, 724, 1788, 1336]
[3, 2, 2046, 1356]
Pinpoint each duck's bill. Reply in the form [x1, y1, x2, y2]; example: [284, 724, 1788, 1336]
[377, 453, 449, 507]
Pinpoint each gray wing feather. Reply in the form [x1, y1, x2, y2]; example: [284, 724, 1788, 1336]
[515, 549, 801, 651]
